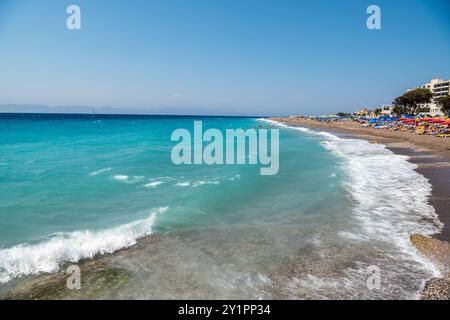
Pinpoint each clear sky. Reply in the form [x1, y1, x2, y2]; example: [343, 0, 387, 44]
[0, 0, 449, 116]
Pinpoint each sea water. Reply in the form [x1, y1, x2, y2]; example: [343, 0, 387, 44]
[0, 114, 442, 298]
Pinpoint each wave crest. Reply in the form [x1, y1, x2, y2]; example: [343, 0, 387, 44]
[0, 207, 168, 283]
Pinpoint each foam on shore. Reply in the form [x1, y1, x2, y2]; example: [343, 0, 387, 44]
[261, 118, 443, 278]
[0, 207, 169, 283]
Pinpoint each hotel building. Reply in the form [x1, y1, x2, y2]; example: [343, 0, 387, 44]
[419, 78, 450, 116]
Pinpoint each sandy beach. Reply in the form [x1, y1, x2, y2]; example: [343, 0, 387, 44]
[270, 117, 450, 158]
[270, 117, 450, 299]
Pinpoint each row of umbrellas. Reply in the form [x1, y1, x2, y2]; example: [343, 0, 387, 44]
[401, 117, 450, 125]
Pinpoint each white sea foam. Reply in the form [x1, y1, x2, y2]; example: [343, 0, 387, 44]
[257, 118, 337, 138]
[114, 175, 129, 182]
[193, 180, 220, 187]
[144, 181, 163, 188]
[175, 174, 239, 187]
[229, 174, 241, 181]
[0, 207, 169, 283]
[267, 119, 443, 277]
[175, 182, 191, 187]
[114, 175, 162, 185]
[323, 137, 442, 275]
[174, 180, 221, 187]
[89, 167, 112, 176]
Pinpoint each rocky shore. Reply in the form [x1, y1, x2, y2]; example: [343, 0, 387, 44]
[410, 234, 450, 300]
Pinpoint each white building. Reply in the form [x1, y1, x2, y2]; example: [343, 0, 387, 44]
[380, 105, 395, 116]
[418, 78, 449, 116]
[422, 78, 450, 100]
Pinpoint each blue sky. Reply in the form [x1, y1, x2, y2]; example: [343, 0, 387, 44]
[0, 0, 449, 115]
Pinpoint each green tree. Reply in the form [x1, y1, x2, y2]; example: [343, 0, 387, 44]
[437, 96, 450, 116]
[392, 106, 404, 116]
[374, 108, 382, 116]
[336, 112, 351, 117]
[393, 88, 433, 115]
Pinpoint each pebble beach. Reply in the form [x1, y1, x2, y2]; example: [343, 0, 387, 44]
[271, 117, 450, 299]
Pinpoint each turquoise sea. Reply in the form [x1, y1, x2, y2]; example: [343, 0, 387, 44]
[0, 114, 443, 299]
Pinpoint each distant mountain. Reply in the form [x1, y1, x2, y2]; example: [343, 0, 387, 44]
[0, 104, 261, 117]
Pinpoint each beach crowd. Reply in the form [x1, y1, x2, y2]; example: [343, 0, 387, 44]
[294, 115, 450, 138]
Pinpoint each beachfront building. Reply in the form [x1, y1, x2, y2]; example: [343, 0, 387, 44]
[381, 105, 395, 116]
[412, 78, 450, 116]
[355, 108, 369, 117]
[422, 78, 450, 100]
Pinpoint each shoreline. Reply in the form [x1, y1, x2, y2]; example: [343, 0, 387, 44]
[270, 117, 450, 299]
[269, 117, 450, 242]
[1, 116, 449, 299]
[269, 117, 450, 157]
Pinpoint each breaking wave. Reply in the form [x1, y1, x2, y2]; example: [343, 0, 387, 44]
[261, 119, 443, 278]
[0, 207, 169, 283]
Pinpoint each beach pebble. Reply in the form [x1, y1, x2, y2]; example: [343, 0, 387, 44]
[421, 276, 450, 300]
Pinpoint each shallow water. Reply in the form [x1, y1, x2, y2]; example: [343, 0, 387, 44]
[0, 114, 442, 298]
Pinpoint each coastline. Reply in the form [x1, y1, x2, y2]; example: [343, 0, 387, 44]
[269, 117, 450, 242]
[1, 116, 449, 300]
[270, 117, 450, 299]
